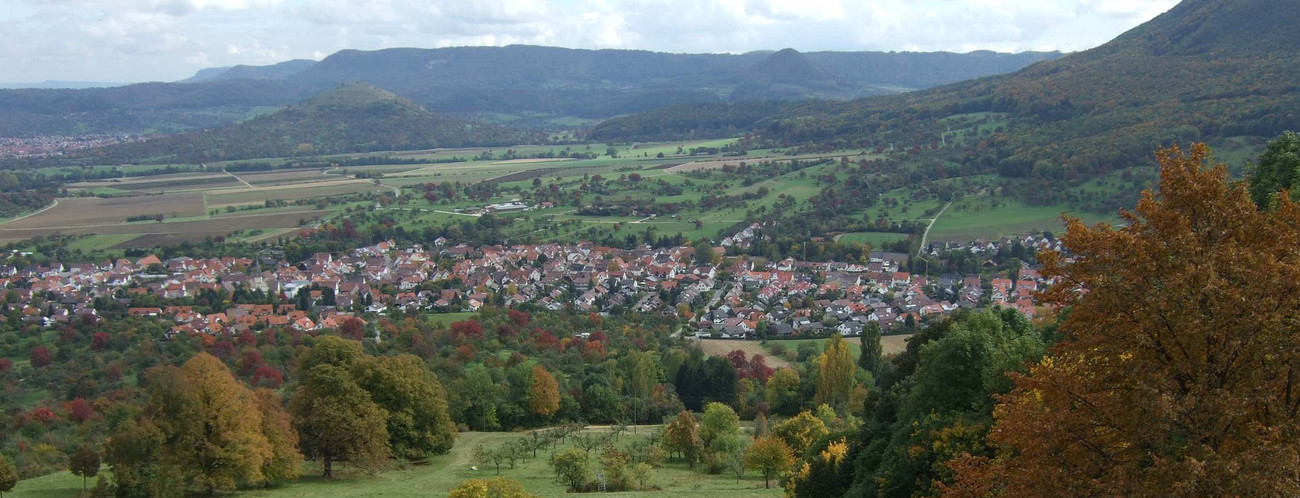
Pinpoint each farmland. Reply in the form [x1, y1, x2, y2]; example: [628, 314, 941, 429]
[2, 136, 1131, 254]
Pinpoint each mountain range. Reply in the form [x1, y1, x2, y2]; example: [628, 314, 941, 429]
[0, 46, 1059, 137]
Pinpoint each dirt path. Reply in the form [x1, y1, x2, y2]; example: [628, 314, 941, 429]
[0, 199, 58, 225]
[919, 201, 952, 249]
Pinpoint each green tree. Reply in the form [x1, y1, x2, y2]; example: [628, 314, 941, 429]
[353, 354, 457, 459]
[551, 448, 592, 492]
[815, 334, 856, 410]
[291, 364, 391, 478]
[765, 368, 802, 415]
[858, 322, 884, 375]
[68, 445, 101, 491]
[0, 455, 15, 498]
[699, 402, 740, 448]
[694, 239, 716, 266]
[744, 435, 795, 489]
[105, 419, 183, 498]
[1248, 130, 1300, 208]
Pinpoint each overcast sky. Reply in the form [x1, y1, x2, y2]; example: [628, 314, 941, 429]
[0, 0, 1179, 84]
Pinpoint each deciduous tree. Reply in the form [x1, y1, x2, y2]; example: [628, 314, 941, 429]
[815, 334, 855, 410]
[291, 364, 390, 478]
[68, 445, 100, 491]
[528, 364, 560, 419]
[954, 144, 1300, 496]
[353, 353, 457, 459]
[0, 455, 16, 498]
[663, 410, 703, 468]
[744, 435, 794, 489]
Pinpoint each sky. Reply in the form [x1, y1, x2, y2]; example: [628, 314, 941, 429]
[0, 0, 1180, 84]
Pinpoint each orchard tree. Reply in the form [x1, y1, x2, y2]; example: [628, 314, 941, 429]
[953, 143, 1300, 495]
[744, 436, 794, 489]
[664, 410, 703, 468]
[68, 445, 100, 491]
[0, 455, 15, 498]
[449, 477, 537, 498]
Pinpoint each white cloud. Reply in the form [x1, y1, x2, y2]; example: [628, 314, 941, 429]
[0, 0, 1180, 83]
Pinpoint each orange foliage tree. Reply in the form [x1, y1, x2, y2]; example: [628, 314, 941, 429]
[948, 143, 1300, 496]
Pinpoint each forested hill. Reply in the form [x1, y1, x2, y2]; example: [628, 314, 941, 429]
[0, 46, 1059, 136]
[596, 0, 1300, 178]
[84, 84, 545, 163]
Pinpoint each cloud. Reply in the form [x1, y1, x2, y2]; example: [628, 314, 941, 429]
[0, 0, 1179, 83]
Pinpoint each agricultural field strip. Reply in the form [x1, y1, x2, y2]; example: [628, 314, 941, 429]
[0, 208, 327, 231]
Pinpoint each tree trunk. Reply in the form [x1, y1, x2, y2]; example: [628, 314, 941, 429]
[324, 457, 333, 478]
[764, 476, 770, 489]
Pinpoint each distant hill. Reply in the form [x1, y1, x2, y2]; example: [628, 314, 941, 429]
[601, 0, 1300, 179]
[0, 45, 1059, 137]
[181, 59, 318, 83]
[87, 84, 545, 163]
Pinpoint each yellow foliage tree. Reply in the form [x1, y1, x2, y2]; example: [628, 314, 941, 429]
[815, 334, 856, 410]
[528, 364, 561, 419]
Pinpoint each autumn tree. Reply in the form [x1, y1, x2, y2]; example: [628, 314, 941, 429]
[252, 389, 304, 483]
[143, 353, 273, 493]
[291, 363, 391, 478]
[815, 334, 856, 410]
[664, 410, 703, 468]
[68, 445, 100, 491]
[744, 435, 795, 489]
[0, 455, 15, 498]
[771, 411, 828, 451]
[528, 364, 561, 419]
[953, 144, 1300, 496]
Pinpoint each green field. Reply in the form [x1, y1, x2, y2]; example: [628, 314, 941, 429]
[12, 429, 781, 498]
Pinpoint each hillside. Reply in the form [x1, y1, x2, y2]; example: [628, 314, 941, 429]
[0, 46, 1059, 136]
[748, 0, 1300, 176]
[90, 84, 544, 163]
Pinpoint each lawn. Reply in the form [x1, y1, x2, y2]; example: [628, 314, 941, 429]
[13, 429, 782, 498]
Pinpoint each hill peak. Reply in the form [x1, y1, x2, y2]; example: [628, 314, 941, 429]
[299, 83, 421, 112]
[1115, 0, 1300, 56]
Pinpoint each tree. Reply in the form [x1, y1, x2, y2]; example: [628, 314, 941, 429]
[352, 354, 457, 459]
[771, 411, 828, 451]
[765, 368, 802, 415]
[0, 455, 15, 498]
[473, 445, 506, 476]
[528, 364, 560, 419]
[448, 477, 538, 498]
[291, 364, 390, 478]
[955, 143, 1300, 495]
[699, 402, 740, 448]
[744, 435, 795, 489]
[663, 410, 703, 468]
[694, 239, 716, 266]
[858, 321, 884, 375]
[251, 389, 304, 483]
[815, 334, 856, 410]
[1248, 130, 1300, 208]
[551, 448, 592, 492]
[68, 445, 101, 491]
[143, 353, 272, 493]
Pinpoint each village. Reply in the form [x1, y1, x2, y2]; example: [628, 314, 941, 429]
[0, 223, 1061, 341]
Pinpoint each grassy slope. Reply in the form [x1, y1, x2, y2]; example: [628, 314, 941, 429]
[13, 430, 781, 498]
